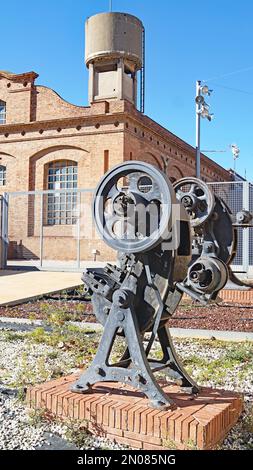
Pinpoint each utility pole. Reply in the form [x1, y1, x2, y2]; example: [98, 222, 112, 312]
[109, 0, 112, 11]
[195, 81, 214, 179]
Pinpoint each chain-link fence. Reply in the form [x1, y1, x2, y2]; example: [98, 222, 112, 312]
[208, 181, 252, 273]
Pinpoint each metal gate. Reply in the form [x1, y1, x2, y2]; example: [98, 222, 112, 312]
[208, 181, 253, 274]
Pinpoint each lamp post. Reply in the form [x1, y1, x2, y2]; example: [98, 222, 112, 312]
[195, 81, 201, 178]
[230, 144, 240, 179]
[195, 81, 214, 179]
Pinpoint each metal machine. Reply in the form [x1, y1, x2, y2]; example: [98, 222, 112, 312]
[72, 162, 235, 408]
[173, 177, 236, 302]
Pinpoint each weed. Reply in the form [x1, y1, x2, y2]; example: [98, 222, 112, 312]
[163, 437, 198, 451]
[3, 330, 25, 342]
[29, 406, 55, 427]
[242, 406, 253, 434]
[163, 439, 179, 450]
[64, 419, 90, 448]
[47, 351, 59, 360]
[185, 439, 199, 450]
[224, 343, 253, 363]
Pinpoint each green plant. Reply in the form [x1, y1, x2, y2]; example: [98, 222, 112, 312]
[47, 351, 59, 360]
[163, 439, 179, 450]
[64, 419, 90, 448]
[242, 407, 253, 434]
[3, 330, 25, 342]
[29, 406, 55, 427]
[224, 343, 253, 363]
[185, 439, 198, 450]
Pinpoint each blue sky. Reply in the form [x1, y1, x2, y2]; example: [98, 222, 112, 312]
[1, 0, 253, 179]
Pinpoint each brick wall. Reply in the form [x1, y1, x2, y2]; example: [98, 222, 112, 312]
[0, 71, 232, 262]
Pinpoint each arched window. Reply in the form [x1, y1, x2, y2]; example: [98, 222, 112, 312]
[0, 165, 6, 186]
[0, 100, 6, 124]
[47, 160, 78, 225]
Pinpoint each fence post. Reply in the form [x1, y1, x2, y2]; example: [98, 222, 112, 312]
[40, 193, 44, 268]
[77, 191, 81, 269]
[1, 193, 9, 269]
[242, 181, 250, 275]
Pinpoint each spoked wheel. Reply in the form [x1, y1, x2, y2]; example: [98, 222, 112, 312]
[94, 161, 175, 253]
[173, 177, 215, 227]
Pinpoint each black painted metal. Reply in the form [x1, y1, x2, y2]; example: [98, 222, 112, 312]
[174, 178, 236, 303]
[72, 163, 234, 408]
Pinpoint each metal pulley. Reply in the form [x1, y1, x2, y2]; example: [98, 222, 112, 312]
[173, 177, 215, 227]
[187, 257, 228, 295]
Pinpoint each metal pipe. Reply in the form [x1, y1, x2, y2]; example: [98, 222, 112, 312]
[140, 28, 145, 113]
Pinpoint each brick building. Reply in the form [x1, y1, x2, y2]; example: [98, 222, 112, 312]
[0, 13, 232, 263]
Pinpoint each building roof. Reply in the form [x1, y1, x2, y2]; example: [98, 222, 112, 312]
[0, 71, 39, 82]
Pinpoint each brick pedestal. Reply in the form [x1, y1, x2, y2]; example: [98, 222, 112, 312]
[27, 375, 243, 450]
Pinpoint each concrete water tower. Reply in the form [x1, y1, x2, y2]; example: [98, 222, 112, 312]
[85, 12, 144, 109]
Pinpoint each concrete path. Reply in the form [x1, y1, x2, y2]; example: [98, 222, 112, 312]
[170, 327, 253, 342]
[0, 271, 83, 306]
[0, 317, 252, 342]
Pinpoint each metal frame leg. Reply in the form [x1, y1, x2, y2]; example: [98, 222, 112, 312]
[72, 299, 176, 409]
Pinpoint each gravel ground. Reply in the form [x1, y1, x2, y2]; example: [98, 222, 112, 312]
[0, 390, 128, 450]
[0, 330, 128, 450]
[168, 302, 253, 332]
[1, 298, 253, 332]
[0, 326, 252, 450]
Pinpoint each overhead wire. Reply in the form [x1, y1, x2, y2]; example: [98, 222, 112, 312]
[203, 65, 253, 83]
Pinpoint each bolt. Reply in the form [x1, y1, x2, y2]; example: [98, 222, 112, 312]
[182, 195, 192, 208]
[135, 374, 147, 385]
[113, 289, 129, 308]
[118, 312, 125, 322]
[95, 366, 106, 377]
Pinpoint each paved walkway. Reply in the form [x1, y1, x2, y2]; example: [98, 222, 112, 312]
[0, 270, 83, 306]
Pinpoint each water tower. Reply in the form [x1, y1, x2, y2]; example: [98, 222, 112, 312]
[85, 12, 145, 110]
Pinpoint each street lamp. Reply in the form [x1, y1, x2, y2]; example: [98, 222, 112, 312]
[195, 81, 214, 178]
